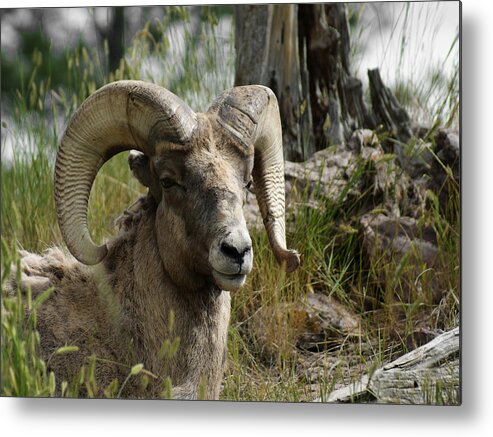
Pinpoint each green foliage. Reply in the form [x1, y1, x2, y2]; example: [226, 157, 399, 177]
[220, 146, 459, 402]
[1, 247, 55, 397]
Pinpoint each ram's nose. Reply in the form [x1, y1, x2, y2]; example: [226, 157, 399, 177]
[209, 227, 253, 291]
[220, 234, 252, 267]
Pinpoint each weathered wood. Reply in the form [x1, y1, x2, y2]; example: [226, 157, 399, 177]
[235, 4, 313, 161]
[234, 4, 271, 86]
[368, 327, 459, 404]
[324, 375, 370, 403]
[368, 68, 413, 146]
[317, 327, 460, 404]
[298, 3, 374, 148]
[235, 5, 419, 162]
[235, 4, 379, 160]
[94, 6, 125, 74]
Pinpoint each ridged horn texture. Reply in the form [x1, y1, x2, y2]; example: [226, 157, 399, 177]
[55, 80, 198, 265]
[208, 85, 300, 272]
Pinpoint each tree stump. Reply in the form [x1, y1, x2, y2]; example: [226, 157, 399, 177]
[234, 4, 416, 162]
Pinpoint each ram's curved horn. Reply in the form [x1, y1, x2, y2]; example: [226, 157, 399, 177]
[55, 80, 198, 265]
[208, 85, 300, 272]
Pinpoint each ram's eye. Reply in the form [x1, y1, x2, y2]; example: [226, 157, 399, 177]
[245, 179, 253, 192]
[160, 178, 176, 189]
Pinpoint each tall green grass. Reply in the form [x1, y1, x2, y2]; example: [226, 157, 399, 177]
[1, 5, 459, 403]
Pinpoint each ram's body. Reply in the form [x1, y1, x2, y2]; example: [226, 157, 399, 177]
[10, 197, 229, 399]
[7, 81, 299, 400]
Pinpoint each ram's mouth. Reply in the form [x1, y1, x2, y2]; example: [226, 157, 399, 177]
[212, 270, 247, 292]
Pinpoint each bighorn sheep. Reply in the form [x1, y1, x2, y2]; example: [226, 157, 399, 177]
[8, 80, 300, 399]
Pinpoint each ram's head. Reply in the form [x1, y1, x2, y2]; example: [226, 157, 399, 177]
[55, 81, 300, 291]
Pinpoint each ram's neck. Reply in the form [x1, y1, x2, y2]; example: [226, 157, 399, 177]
[101, 201, 230, 398]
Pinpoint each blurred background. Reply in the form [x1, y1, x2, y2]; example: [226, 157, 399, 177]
[1, 3, 459, 162]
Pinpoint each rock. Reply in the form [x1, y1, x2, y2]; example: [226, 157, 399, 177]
[284, 146, 355, 204]
[250, 293, 361, 360]
[412, 124, 432, 139]
[360, 213, 438, 265]
[297, 293, 361, 351]
[429, 128, 460, 213]
[243, 128, 427, 231]
[435, 129, 459, 178]
[394, 138, 434, 179]
[359, 213, 441, 302]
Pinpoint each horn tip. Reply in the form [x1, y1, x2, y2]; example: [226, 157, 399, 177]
[72, 244, 108, 266]
[276, 249, 300, 273]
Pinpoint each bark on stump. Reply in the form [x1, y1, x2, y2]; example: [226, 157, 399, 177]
[235, 4, 415, 162]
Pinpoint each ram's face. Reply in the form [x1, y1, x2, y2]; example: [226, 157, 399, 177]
[55, 81, 299, 278]
[149, 142, 255, 292]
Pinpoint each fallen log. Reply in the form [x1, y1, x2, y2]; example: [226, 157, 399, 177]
[316, 327, 460, 404]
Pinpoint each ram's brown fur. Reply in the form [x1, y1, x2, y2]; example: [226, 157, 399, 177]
[9, 182, 230, 400]
[7, 82, 299, 400]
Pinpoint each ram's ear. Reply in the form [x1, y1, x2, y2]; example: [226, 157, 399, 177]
[128, 151, 161, 200]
